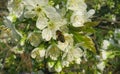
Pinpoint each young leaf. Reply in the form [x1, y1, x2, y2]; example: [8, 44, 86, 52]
[84, 21, 100, 27]
[73, 32, 96, 53]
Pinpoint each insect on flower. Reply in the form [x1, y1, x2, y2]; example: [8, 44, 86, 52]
[56, 30, 65, 43]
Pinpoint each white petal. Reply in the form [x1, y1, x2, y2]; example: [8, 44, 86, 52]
[74, 47, 83, 58]
[66, 47, 83, 62]
[67, 0, 87, 11]
[23, 0, 36, 6]
[23, 0, 48, 7]
[36, 16, 48, 30]
[24, 10, 36, 18]
[46, 45, 61, 60]
[37, 0, 48, 6]
[97, 62, 105, 71]
[54, 18, 67, 27]
[43, 6, 61, 21]
[24, 4, 34, 11]
[87, 9, 95, 18]
[31, 47, 45, 59]
[71, 11, 85, 27]
[57, 41, 68, 51]
[75, 58, 81, 64]
[62, 61, 69, 67]
[28, 32, 41, 47]
[52, 30, 57, 40]
[31, 48, 39, 58]
[8, 0, 24, 17]
[39, 49, 46, 58]
[72, 20, 84, 27]
[102, 40, 110, 49]
[42, 28, 52, 41]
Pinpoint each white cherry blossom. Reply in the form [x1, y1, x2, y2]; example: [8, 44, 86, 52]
[46, 44, 61, 60]
[67, 0, 95, 27]
[8, 0, 24, 18]
[31, 47, 46, 61]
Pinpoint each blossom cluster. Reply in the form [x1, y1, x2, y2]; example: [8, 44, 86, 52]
[5, 0, 95, 72]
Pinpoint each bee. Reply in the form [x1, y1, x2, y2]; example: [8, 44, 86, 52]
[56, 30, 65, 43]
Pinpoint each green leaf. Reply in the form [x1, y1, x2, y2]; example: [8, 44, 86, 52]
[81, 27, 95, 35]
[84, 21, 100, 27]
[73, 32, 96, 53]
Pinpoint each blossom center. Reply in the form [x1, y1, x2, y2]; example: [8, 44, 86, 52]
[48, 22, 56, 29]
